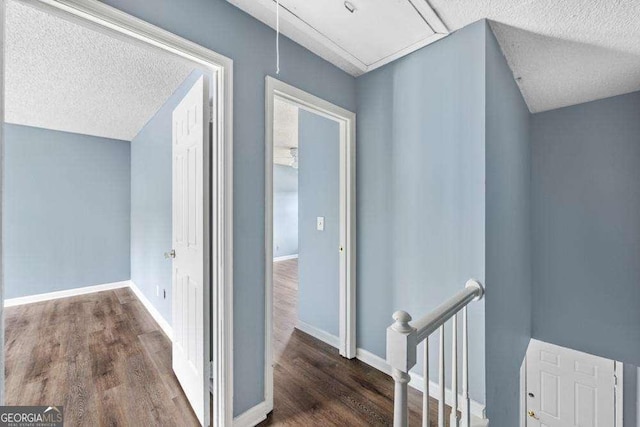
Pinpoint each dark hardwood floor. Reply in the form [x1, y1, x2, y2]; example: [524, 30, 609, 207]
[5, 263, 451, 426]
[261, 259, 450, 426]
[5, 288, 200, 427]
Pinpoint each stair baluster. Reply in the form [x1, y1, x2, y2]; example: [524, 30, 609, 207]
[451, 314, 459, 427]
[422, 339, 430, 427]
[386, 280, 484, 427]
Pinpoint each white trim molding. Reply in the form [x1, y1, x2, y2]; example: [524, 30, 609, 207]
[4, 280, 130, 307]
[232, 401, 270, 427]
[228, 345, 487, 427]
[0, 0, 5, 406]
[295, 320, 340, 349]
[5, 2, 234, 426]
[4, 280, 176, 342]
[355, 348, 487, 421]
[614, 362, 623, 427]
[128, 281, 173, 340]
[273, 254, 298, 262]
[265, 76, 357, 414]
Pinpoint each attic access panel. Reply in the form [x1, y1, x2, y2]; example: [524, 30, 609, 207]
[226, 0, 448, 75]
[279, 0, 440, 67]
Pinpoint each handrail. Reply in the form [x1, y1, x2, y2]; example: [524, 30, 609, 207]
[413, 280, 483, 342]
[386, 279, 485, 427]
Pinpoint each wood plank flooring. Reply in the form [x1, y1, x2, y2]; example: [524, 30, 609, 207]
[5, 287, 199, 427]
[5, 263, 452, 426]
[262, 259, 451, 426]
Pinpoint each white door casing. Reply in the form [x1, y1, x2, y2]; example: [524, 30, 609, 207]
[264, 76, 357, 415]
[526, 339, 617, 427]
[172, 75, 209, 425]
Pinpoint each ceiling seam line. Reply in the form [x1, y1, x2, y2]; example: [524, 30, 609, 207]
[268, 0, 368, 68]
[405, 0, 436, 34]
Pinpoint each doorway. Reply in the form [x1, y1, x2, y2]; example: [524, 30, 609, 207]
[264, 77, 356, 413]
[0, 0, 233, 425]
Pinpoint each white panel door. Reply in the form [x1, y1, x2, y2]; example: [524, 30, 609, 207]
[526, 339, 616, 427]
[172, 75, 209, 425]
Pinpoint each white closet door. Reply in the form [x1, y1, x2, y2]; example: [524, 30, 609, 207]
[172, 75, 209, 426]
[526, 339, 615, 427]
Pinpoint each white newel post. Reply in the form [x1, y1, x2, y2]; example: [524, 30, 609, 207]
[387, 311, 418, 427]
[392, 368, 411, 426]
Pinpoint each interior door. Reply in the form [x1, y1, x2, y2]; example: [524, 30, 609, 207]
[172, 75, 209, 426]
[526, 339, 616, 427]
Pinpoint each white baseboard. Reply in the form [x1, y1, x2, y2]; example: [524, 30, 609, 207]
[128, 280, 173, 340]
[295, 320, 340, 349]
[355, 347, 390, 373]
[273, 254, 298, 262]
[4, 280, 131, 307]
[235, 348, 486, 427]
[233, 400, 270, 427]
[355, 348, 487, 420]
[4, 279, 173, 341]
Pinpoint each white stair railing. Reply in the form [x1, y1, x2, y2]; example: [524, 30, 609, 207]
[386, 279, 484, 427]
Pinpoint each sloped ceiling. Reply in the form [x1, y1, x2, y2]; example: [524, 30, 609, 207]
[230, 0, 640, 113]
[430, 0, 640, 112]
[5, 0, 196, 141]
[226, 0, 447, 75]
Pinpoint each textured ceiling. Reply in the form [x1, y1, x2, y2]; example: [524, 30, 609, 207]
[273, 98, 298, 167]
[230, 0, 639, 113]
[5, 0, 195, 141]
[274, 98, 298, 148]
[429, 0, 640, 112]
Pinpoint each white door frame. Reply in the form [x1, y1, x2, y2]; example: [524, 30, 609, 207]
[1, 1, 235, 425]
[521, 339, 624, 427]
[614, 361, 624, 427]
[264, 76, 357, 412]
[0, 0, 5, 407]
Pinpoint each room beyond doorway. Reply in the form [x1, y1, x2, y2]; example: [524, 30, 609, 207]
[1, 0, 233, 424]
[263, 77, 356, 418]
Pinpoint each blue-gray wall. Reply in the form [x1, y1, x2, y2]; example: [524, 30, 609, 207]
[532, 91, 640, 427]
[98, 0, 356, 414]
[484, 23, 532, 427]
[532, 91, 640, 365]
[355, 21, 487, 402]
[297, 110, 340, 337]
[273, 165, 298, 258]
[130, 70, 203, 326]
[3, 124, 130, 298]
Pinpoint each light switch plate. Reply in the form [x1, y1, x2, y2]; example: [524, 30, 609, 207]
[317, 216, 325, 231]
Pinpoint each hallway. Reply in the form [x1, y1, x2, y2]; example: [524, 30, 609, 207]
[263, 259, 450, 426]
